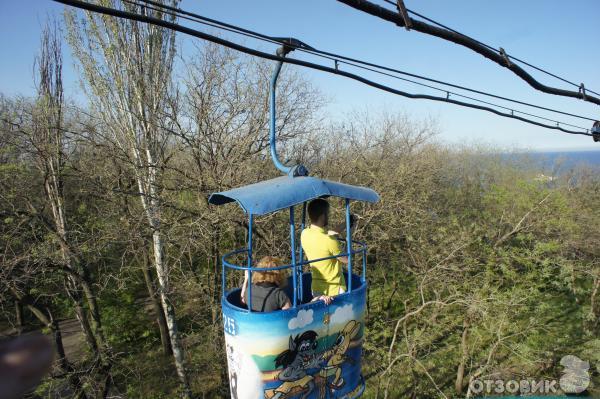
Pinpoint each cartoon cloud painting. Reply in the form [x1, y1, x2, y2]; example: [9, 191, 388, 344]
[288, 309, 314, 330]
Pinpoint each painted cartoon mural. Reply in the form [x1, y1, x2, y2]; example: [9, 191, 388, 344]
[317, 320, 360, 398]
[266, 331, 319, 399]
[222, 277, 367, 399]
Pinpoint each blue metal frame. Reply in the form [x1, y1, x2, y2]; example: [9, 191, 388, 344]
[247, 214, 254, 312]
[345, 198, 353, 292]
[222, 240, 368, 312]
[298, 202, 306, 302]
[289, 206, 297, 307]
[223, 273, 368, 314]
[362, 244, 367, 284]
[222, 248, 364, 271]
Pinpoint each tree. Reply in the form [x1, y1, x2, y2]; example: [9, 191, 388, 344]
[33, 19, 110, 360]
[66, 1, 191, 395]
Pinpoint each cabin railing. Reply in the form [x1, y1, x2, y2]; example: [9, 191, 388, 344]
[221, 240, 368, 312]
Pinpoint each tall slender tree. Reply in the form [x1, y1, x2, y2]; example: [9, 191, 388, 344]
[33, 19, 110, 357]
[66, 1, 190, 395]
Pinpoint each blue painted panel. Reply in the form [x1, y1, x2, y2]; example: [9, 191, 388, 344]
[223, 273, 366, 399]
[209, 176, 379, 215]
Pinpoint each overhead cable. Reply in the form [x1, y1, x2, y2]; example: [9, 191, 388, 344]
[133, 0, 597, 122]
[53, 0, 592, 136]
[336, 0, 600, 106]
[381, 0, 600, 98]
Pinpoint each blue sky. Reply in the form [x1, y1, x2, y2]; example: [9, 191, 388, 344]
[2, 0, 599, 150]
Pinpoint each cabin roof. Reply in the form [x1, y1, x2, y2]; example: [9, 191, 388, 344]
[208, 176, 379, 215]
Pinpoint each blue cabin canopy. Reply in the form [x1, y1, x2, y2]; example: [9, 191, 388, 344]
[208, 175, 379, 215]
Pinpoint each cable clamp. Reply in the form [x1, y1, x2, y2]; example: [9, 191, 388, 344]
[396, 0, 412, 30]
[289, 164, 309, 177]
[499, 47, 512, 67]
[579, 83, 587, 100]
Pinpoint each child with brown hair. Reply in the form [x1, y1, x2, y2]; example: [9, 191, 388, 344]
[240, 256, 292, 312]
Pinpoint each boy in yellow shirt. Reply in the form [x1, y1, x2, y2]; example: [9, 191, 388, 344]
[301, 198, 354, 303]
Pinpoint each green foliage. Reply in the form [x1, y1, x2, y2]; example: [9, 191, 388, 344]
[2, 62, 598, 397]
[99, 290, 160, 351]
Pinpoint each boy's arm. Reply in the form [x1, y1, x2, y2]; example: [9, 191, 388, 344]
[240, 271, 249, 304]
[329, 235, 348, 264]
[327, 214, 357, 236]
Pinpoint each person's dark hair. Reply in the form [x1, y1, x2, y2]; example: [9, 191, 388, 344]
[307, 198, 329, 223]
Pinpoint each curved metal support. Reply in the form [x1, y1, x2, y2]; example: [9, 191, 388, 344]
[269, 46, 309, 177]
[269, 60, 290, 174]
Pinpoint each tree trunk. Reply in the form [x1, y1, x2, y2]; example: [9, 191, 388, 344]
[13, 289, 88, 399]
[15, 300, 24, 335]
[455, 319, 469, 395]
[591, 277, 599, 321]
[211, 229, 220, 325]
[49, 319, 89, 399]
[78, 271, 108, 352]
[65, 278, 99, 356]
[151, 229, 191, 398]
[142, 248, 172, 355]
[51, 197, 109, 359]
[136, 145, 190, 396]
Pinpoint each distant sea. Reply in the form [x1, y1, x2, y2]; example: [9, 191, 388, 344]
[535, 150, 600, 167]
[512, 150, 600, 173]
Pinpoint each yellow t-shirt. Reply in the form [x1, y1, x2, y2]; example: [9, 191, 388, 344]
[300, 225, 346, 296]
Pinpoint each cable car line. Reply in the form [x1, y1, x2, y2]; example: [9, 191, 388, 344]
[129, 0, 592, 132]
[380, 0, 600, 99]
[131, 0, 597, 123]
[53, 0, 592, 136]
[336, 0, 600, 106]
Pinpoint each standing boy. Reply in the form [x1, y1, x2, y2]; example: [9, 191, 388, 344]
[301, 198, 354, 303]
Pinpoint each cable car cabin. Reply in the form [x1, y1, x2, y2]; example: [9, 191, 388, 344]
[209, 175, 379, 399]
[593, 121, 600, 142]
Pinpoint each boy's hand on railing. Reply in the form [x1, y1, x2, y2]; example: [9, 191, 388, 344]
[312, 295, 333, 305]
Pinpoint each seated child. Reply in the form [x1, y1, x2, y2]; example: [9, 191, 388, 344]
[240, 256, 292, 312]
